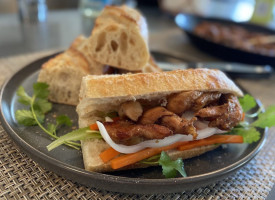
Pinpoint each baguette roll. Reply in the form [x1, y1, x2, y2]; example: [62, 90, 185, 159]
[77, 69, 243, 172]
[37, 36, 104, 105]
[88, 5, 150, 71]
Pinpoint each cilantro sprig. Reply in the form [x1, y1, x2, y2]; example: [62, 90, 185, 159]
[47, 127, 102, 151]
[15, 83, 80, 149]
[228, 94, 275, 143]
[141, 151, 187, 178]
[238, 94, 257, 112]
[159, 151, 187, 178]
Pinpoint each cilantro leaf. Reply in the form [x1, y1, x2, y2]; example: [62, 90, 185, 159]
[56, 115, 72, 127]
[230, 127, 260, 143]
[16, 86, 32, 105]
[15, 109, 45, 126]
[46, 115, 72, 136]
[252, 105, 275, 128]
[33, 82, 49, 99]
[47, 123, 56, 135]
[33, 99, 52, 114]
[159, 151, 187, 178]
[15, 110, 37, 126]
[239, 94, 257, 112]
[16, 83, 50, 126]
[34, 110, 45, 124]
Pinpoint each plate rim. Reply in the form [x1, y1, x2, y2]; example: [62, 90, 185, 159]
[0, 53, 268, 193]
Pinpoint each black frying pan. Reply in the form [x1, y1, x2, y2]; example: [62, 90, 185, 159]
[175, 13, 275, 67]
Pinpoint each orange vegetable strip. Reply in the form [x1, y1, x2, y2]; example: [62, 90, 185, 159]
[110, 141, 188, 170]
[241, 112, 245, 121]
[100, 147, 120, 163]
[178, 135, 243, 151]
[110, 135, 243, 170]
[89, 123, 99, 130]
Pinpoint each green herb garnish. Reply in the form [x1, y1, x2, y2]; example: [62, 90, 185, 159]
[252, 105, 275, 128]
[159, 151, 187, 178]
[228, 94, 275, 143]
[230, 127, 260, 143]
[238, 94, 257, 112]
[47, 115, 73, 136]
[140, 151, 187, 178]
[15, 83, 80, 149]
[47, 127, 102, 151]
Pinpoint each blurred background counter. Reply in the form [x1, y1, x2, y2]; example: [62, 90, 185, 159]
[1, 0, 275, 59]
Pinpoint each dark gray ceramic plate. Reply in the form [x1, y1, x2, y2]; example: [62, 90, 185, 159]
[0, 52, 267, 194]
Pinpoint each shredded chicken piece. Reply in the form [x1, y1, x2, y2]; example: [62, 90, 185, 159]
[193, 92, 221, 111]
[118, 101, 143, 121]
[140, 106, 198, 138]
[167, 91, 222, 114]
[195, 94, 242, 130]
[139, 106, 174, 125]
[161, 116, 198, 138]
[167, 91, 203, 114]
[103, 120, 173, 145]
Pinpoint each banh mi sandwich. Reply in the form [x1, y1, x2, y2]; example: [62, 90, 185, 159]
[38, 5, 161, 106]
[76, 69, 244, 172]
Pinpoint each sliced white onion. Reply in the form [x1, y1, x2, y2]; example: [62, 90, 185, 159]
[196, 126, 225, 139]
[96, 121, 225, 154]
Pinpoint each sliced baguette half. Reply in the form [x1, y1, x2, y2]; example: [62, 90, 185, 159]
[37, 36, 104, 106]
[38, 36, 90, 105]
[88, 5, 150, 71]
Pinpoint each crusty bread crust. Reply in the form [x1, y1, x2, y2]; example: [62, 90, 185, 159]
[78, 68, 243, 172]
[79, 68, 243, 100]
[88, 5, 150, 71]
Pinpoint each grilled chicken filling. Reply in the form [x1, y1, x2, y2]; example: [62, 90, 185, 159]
[104, 120, 173, 145]
[195, 94, 242, 130]
[102, 91, 242, 145]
